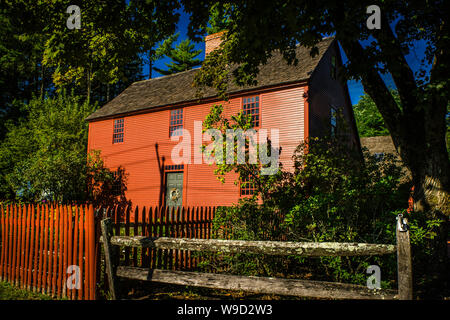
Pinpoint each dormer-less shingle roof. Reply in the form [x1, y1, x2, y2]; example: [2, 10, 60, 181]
[86, 37, 335, 121]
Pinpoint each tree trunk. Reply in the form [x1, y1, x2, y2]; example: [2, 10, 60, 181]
[392, 97, 450, 216]
[339, 31, 450, 296]
[392, 100, 450, 298]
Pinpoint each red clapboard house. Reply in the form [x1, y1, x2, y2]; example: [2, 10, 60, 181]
[86, 33, 361, 209]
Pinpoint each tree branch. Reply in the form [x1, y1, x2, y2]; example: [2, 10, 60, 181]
[337, 35, 403, 141]
[430, 19, 450, 94]
[372, 14, 418, 112]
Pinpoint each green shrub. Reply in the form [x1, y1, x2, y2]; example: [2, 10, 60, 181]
[202, 137, 410, 288]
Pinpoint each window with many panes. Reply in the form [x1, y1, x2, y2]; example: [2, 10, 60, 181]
[240, 175, 256, 196]
[113, 118, 124, 143]
[170, 109, 183, 137]
[243, 96, 260, 127]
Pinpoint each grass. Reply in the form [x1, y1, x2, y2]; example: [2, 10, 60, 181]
[0, 281, 54, 300]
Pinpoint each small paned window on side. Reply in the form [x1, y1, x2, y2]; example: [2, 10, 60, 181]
[170, 109, 183, 137]
[330, 106, 337, 137]
[113, 118, 124, 143]
[243, 96, 260, 127]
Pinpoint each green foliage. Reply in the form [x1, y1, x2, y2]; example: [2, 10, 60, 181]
[184, 1, 450, 224]
[153, 33, 202, 75]
[0, 93, 121, 204]
[184, 1, 448, 100]
[204, 137, 408, 286]
[353, 91, 400, 137]
[206, 3, 231, 34]
[202, 104, 282, 199]
[0, 0, 179, 101]
[41, 0, 174, 98]
[200, 105, 412, 286]
[0, 3, 50, 138]
[0, 0, 179, 134]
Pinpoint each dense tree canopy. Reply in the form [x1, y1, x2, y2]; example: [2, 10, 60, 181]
[0, 0, 181, 200]
[0, 93, 94, 201]
[353, 91, 398, 137]
[206, 3, 231, 35]
[0, 93, 125, 204]
[180, 0, 449, 216]
[41, 0, 178, 100]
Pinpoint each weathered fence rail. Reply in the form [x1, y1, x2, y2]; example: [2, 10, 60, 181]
[107, 236, 396, 257]
[100, 214, 413, 300]
[115, 267, 397, 300]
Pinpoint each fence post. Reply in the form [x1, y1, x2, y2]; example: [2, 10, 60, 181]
[101, 218, 117, 300]
[396, 214, 413, 300]
[0, 205, 5, 281]
[87, 204, 96, 300]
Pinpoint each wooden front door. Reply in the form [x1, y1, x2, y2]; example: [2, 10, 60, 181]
[165, 172, 183, 207]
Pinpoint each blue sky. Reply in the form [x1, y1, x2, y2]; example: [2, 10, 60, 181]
[149, 8, 430, 106]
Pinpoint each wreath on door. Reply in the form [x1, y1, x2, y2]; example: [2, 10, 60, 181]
[169, 188, 181, 202]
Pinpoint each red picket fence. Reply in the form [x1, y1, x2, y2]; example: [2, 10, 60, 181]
[0, 202, 295, 299]
[101, 205, 217, 269]
[97, 205, 218, 297]
[0, 203, 97, 300]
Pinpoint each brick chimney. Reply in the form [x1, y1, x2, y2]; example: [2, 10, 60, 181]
[204, 30, 227, 57]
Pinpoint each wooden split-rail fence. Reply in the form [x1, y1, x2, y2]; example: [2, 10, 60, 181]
[100, 213, 413, 300]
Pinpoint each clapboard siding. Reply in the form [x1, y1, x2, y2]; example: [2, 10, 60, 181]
[261, 87, 305, 170]
[88, 85, 307, 208]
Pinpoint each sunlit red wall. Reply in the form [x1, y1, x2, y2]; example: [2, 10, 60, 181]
[87, 85, 306, 208]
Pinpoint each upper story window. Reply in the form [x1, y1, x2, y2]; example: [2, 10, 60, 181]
[330, 106, 337, 137]
[331, 55, 337, 80]
[170, 109, 183, 137]
[113, 118, 124, 143]
[243, 96, 260, 127]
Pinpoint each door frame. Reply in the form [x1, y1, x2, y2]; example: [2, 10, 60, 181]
[163, 166, 186, 207]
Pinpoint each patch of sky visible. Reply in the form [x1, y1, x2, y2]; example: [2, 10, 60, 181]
[144, 8, 203, 79]
[339, 14, 431, 105]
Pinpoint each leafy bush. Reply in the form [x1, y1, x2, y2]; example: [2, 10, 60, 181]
[202, 137, 410, 288]
[0, 92, 127, 205]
